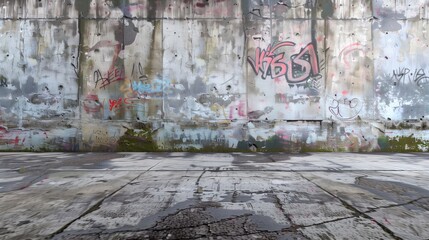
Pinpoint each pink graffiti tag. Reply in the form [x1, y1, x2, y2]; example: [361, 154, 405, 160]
[83, 93, 102, 113]
[247, 41, 295, 79]
[247, 41, 320, 84]
[339, 42, 365, 67]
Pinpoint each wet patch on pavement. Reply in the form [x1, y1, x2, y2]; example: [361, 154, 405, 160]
[53, 199, 305, 240]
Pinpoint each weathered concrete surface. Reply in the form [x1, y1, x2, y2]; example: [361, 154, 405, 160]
[1, 152, 429, 239]
[2, 0, 429, 152]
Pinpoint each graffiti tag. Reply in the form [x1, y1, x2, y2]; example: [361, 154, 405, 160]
[109, 97, 131, 111]
[131, 78, 172, 95]
[339, 42, 365, 67]
[0, 76, 7, 87]
[94, 67, 125, 89]
[391, 68, 429, 87]
[131, 62, 147, 81]
[329, 97, 362, 120]
[83, 93, 102, 113]
[247, 41, 320, 84]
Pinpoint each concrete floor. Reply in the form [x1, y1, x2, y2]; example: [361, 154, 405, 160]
[0, 152, 429, 240]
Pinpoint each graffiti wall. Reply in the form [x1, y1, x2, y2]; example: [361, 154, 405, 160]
[0, 0, 428, 152]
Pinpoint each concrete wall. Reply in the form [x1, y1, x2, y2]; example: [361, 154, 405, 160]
[0, 0, 428, 152]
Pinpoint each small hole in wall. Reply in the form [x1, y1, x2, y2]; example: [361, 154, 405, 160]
[137, 117, 140, 120]
[387, 118, 391, 120]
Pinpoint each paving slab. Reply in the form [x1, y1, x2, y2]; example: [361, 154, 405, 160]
[299, 217, 395, 240]
[0, 170, 142, 240]
[367, 204, 429, 240]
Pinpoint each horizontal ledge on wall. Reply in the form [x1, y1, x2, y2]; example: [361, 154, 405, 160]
[4, 17, 429, 21]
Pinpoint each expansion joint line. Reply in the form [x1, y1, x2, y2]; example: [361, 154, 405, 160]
[298, 173, 403, 240]
[364, 196, 429, 213]
[49, 161, 162, 238]
[272, 193, 295, 227]
[271, 192, 357, 232]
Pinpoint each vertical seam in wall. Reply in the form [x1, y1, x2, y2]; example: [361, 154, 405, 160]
[324, 18, 328, 121]
[77, 16, 83, 151]
[270, 0, 273, 122]
[122, 17, 125, 51]
[270, 0, 273, 39]
[161, 4, 165, 122]
[371, 0, 376, 121]
[242, 0, 249, 125]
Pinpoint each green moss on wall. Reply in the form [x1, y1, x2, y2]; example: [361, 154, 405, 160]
[378, 135, 428, 152]
[300, 144, 334, 152]
[116, 124, 159, 152]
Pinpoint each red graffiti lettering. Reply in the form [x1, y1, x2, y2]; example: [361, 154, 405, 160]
[109, 98, 122, 111]
[108, 98, 131, 111]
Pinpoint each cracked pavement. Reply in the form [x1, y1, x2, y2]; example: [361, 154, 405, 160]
[0, 153, 429, 239]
